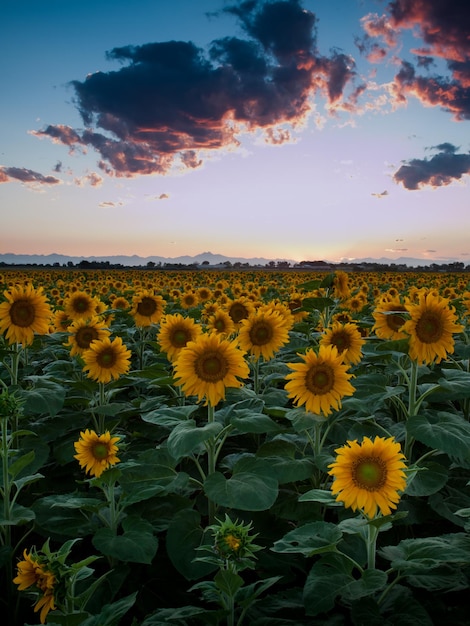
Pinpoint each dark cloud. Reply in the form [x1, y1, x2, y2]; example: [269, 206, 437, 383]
[360, 0, 470, 120]
[34, 0, 359, 177]
[0, 166, 61, 186]
[393, 143, 470, 189]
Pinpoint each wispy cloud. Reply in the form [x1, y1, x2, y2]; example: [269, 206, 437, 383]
[0, 166, 61, 186]
[394, 143, 470, 189]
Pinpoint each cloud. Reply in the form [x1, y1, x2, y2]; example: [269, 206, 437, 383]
[33, 0, 359, 178]
[359, 0, 470, 120]
[74, 172, 103, 187]
[98, 200, 124, 208]
[371, 190, 388, 198]
[394, 143, 470, 189]
[0, 166, 61, 186]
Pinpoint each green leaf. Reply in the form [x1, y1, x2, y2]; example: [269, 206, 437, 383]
[341, 568, 387, 601]
[141, 404, 199, 427]
[405, 461, 448, 496]
[214, 569, 244, 596]
[298, 489, 342, 506]
[92, 518, 158, 564]
[300, 297, 335, 312]
[80, 592, 137, 626]
[271, 521, 342, 556]
[303, 554, 353, 616]
[8, 450, 35, 479]
[166, 509, 217, 581]
[407, 411, 470, 461]
[380, 533, 470, 571]
[0, 503, 35, 526]
[433, 368, 470, 400]
[230, 412, 282, 434]
[167, 420, 223, 462]
[19, 377, 66, 416]
[204, 458, 279, 511]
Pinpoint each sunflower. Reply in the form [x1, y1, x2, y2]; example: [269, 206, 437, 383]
[238, 308, 290, 361]
[131, 290, 166, 327]
[328, 436, 407, 519]
[372, 298, 408, 340]
[401, 291, 464, 364]
[0, 283, 51, 346]
[13, 549, 57, 624]
[225, 297, 255, 326]
[157, 313, 203, 362]
[333, 271, 350, 300]
[285, 344, 355, 417]
[74, 428, 121, 478]
[206, 309, 236, 337]
[173, 333, 250, 406]
[82, 336, 132, 383]
[111, 296, 130, 311]
[320, 321, 365, 365]
[180, 291, 198, 309]
[51, 309, 72, 333]
[65, 316, 111, 357]
[64, 290, 100, 321]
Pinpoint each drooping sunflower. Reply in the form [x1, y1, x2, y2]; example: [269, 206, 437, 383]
[157, 313, 203, 362]
[372, 298, 408, 340]
[401, 291, 464, 364]
[131, 290, 166, 327]
[74, 428, 121, 478]
[238, 308, 290, 361]
[328, 436, 407, 519]
[66, 316, 110, 357]
[82, 336, 132, 383]
[0, 283, 51, 346]
[320, 321, 365, 365]
[285, 344, 355, 417]
[13, 549, 57, 624]
[173, 333, 250, 406]
[333, 271, 350, 300]
[64, 290, 100, 321]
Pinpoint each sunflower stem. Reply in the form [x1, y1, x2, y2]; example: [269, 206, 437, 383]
[207, 403, 217, 524]
[98, 382, 107, 433]
[366, 521, 379, 570]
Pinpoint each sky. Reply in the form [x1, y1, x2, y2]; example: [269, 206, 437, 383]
[1, 0, 469, 264]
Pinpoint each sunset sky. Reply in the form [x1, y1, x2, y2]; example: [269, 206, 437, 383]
[1, 0, 469, 264]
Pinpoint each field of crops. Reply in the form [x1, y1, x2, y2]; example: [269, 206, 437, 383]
[1, 267, 470, 625]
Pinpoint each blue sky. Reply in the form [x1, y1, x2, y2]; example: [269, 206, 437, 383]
[1, 0, 469, 263]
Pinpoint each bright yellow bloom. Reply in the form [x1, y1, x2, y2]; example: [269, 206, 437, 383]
[65, 316, 110, 357]
[0, 284, 51, 346]
[157, 313, 203, 362]
[13, 549, 56, 624]
[131, 290, 166, 327]
[74, 428, 121, 477]
[64, 290, 101, 321]
[82, 336, 131, 383]
[238, 308, 290, 361]
[320, 322, 364, 365]
[285, 345, 355, 417]
[173, 333, 250, 406]
[206, 309, 236, 337]
[401, 291, 464, 364]
[328, 436, 407, 519]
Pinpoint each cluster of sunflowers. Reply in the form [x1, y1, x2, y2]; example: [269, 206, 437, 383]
[1, 267, 469, 624]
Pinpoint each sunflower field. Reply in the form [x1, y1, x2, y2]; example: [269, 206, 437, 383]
[1, 267, 470, 625]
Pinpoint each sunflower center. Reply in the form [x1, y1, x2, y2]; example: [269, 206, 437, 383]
[137, 297, 157, 317]
[73, 297, 91, 313]
[229, 303, 249, 323]
[352, 457, 387, 491]
[415, 311, 444, 344]
[195, 352, 228, 382]
[96, 348, 117, 369]
[76, 327, 99, 349]
[92, 443, 109, 460]
[249, 321, 273, 346]
[214, 319, 226, 332]
[330, 331, 350, 352]
[172, 329, 189, 348]
[9, 300, 36, 327]
[306, 364, 334, 394]
[387, 312, 406, 331]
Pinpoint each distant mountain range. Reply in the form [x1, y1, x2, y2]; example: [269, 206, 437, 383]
[0, 251, 465, 268]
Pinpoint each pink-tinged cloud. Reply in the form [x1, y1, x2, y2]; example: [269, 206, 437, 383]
[33, 0, 360, 178]
[394, 143, 470, 189]
[371, 190, 389, 198]
[0, 166, 61, 186]
[98, 200, 124, 208]
[74, 172, 103, 187]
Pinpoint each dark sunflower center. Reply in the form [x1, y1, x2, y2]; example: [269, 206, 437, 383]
[352, 457, 387, 491]
[306, 364, 334, 394]
[73, 297, 91, 313]
[195, 351, 228, 382]
[137, 297, 157, 317]
[92, 443, 109, 460]
[249, 321, 273, 346]
[214, 319, 226, 332]
[387, 311, 406, 331]
[229, 303, 249, 323]
[76, 327, 99, 349]
[9, 299, 35, 327]
[415, 311, 444, 344]
[96, 348, 117, 369]
[172, 328, 190, 348]
[331, 331, 350, 352]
